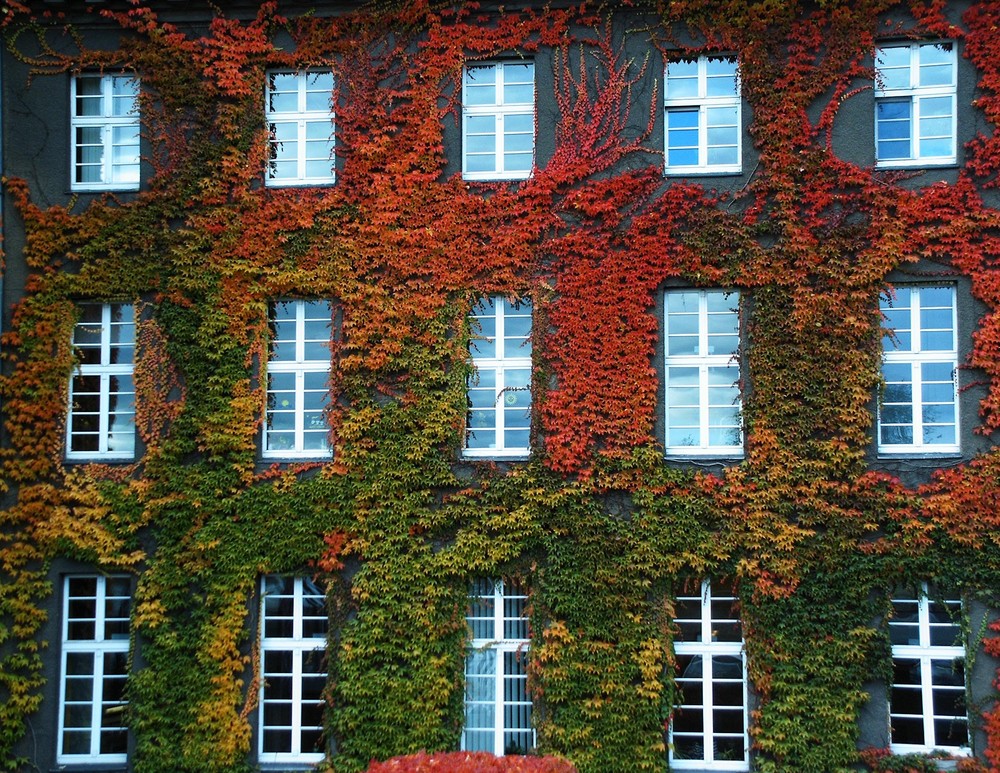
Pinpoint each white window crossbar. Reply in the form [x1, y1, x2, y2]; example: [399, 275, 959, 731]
[671, 580, 749, 771]
[57, 575, 132, 764]
[71, 74, 140, 191]
[462, 62, 535, 180]
[889, 585, 968, 754]
[259, 575, 328, 763]
[263, 300, 334, 458]
[67, 303, 136, 460]
[875, 42, 956, 167]
[665, 290, 742, 456]
[665, 57, 741, 174]
[465, 297, 532, 458]
[266, 70, 336, 186]
[463, 578, 533, 756]
[879, 285, 958, 454]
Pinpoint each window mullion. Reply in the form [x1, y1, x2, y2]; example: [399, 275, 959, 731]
[911, 361, 924, 447]
[699, 363, 711, 448]
[295, 371, 306, 452]
[99, 373, 111, 455]
[494, 582, 505, 756]
[90, 649, 105, 756]
[921, 655, 936, 747]
[291, 647, 304, 756]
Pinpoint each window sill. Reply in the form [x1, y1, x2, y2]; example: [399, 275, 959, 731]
[265, 179, 336, 188]
[462, 173, 532, 182]
[65, 456, 136, 464]
[665, 452, 745, 461]
[875, 159, 958, 170]
[261, 454, 333, 463]
[461, 451, 530, 461]
[876, 450, 962, 460]
[70, 185, 140, 193]
[665, 168, 743, 177]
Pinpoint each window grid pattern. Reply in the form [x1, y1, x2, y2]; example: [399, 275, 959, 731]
[664, 290, 742, 455]
[67, 303, 136, 460]
[875, 42, 956, 167]
[71, 74, 140, 190]
[266, 70, 336, 186]
[671, 580, 749, 771]
[58, 575, 131, 764]
[879, 286, 958, 454]
[463, 578, 533, 756]
[889, 587, 968, 754]
[664, 57, 741, 174]
[462, 62, 535, 180]
[465, 297, 532, 458]
[259, 576, 328, 763]
[264, 300, 333, 458]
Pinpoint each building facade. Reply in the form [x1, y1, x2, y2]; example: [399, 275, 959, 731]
[1, 1, 1000, 771]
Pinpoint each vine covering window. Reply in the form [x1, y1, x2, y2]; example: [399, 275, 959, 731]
[259, 576, 328, 763]
[664, 290, 742, 456]
[462, 62, 535, 180]
[265, 70, 336, 186]
[879, 285, 958, 454]
[664, 56, 741, 175]
[71, 74, 140, 191]
[671, 580, 749, 770]
[67, 302, 136, 460]
[875, 42, 957, 167]
[889, 586, 968, 754]
[465, 297, 532, 458]
[57, 575, 131, 764]
[463, 578, 533, 755]
[263, 300, 333, 458]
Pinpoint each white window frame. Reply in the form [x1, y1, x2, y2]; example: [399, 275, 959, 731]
[66, 302, 136, 461]
[57, 575, 131, 765]
[263, 300, 333, 459]
[664, 290, 743, 456]
[462, 61, 535, 181]
[71, 74, 140, 191]
[464, 297, 532, 459]
[875, 41, 957, 167]
[878, 285, 959, 455]
[265, 69, 336, 186]
[259, 575, 328, 764]
[671, 580, 749, 771]
[664, 56, 741, 175]
[889, 585, 969, 755]
[462, 578, 534, 756]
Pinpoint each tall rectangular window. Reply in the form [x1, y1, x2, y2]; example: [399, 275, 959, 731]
[463, 578, 533, 756]
[879, 285, 958, 454]
[264, 300, 333, 458]
[67, 303, 136, 460]
[465, 297, 531, 458]
[462, 62, 535, 180]
[265, 70, 336, 186]
[664, 57, 741, 175]
[259, 576, 328, 764]
[71, 74, 140, 191]
[671, 580, 749, 771]
[57, 575, 131, 764]
[875, 42, 956, 167]
[664, 290, 742, 456]
[889, 586, 968, 753]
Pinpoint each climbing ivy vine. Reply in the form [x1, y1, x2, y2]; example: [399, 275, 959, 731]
[1, 1, 1000, 772]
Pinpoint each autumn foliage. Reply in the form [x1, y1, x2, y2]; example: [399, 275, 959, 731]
[0, 1, 999, 772]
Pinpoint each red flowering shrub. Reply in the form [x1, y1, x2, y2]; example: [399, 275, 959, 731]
[366, 751, 577, 772]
